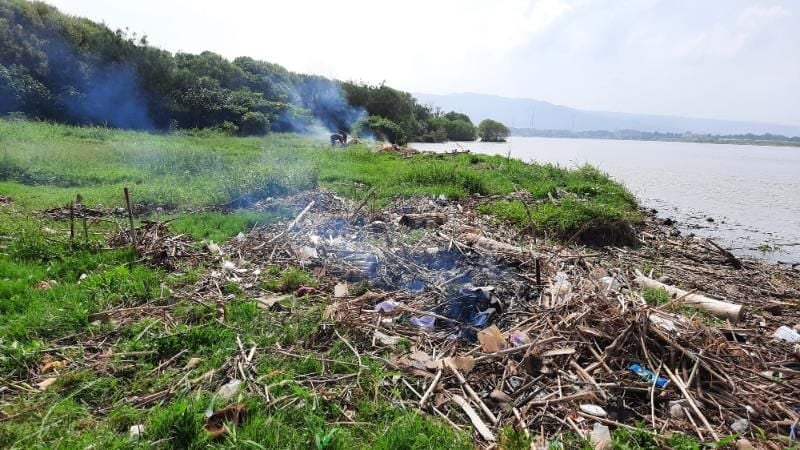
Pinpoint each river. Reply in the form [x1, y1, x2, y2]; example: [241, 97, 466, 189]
[411, 137, 800, 263]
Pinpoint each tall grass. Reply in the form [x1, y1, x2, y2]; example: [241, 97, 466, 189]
[0, 119, 640, 237]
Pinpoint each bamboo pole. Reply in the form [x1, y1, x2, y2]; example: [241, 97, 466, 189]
[123, 187, 137, 255]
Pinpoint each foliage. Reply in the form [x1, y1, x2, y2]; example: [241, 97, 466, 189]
[0, 0, 470, 141]
[478, 118, 510, 142]
[643, 287, 670, 305]
[355, 115, 407, 145]
[239, 111, 270, 135]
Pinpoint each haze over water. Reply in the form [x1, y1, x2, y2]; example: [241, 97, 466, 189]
[413, 137, 800, 263]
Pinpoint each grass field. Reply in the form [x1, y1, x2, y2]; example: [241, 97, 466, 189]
[0, 119, 644, 448]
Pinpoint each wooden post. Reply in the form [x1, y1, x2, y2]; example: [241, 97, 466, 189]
[69, 202, 75, 241]
[535, 258, 542, 287]
[77, 194, 88, 242]
[123, 187, 138, 254]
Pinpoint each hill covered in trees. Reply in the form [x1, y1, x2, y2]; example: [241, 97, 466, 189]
[0, 0, 475, 144]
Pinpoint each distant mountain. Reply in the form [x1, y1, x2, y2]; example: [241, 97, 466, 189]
[414, 92, 800, 137]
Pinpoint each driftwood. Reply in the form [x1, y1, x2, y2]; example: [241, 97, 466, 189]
[460, 232, 534, 256]
[635, 272, 743, 322]
[399, 213, 447, 228]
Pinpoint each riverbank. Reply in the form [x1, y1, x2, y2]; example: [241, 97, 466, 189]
[413, 137, 800, 264]
[1, 121, 798, 448]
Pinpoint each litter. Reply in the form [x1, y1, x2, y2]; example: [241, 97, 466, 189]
[409, 315, 435, 328]
[773, 325, 800, 343]
[629, 364, 669, 389]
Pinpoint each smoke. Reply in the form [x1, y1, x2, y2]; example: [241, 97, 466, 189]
[18, 33, 155, 130]
[62, 64, 153, 129]
[290, 77, 367, 136]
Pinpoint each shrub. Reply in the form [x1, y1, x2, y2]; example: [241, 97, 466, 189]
[239, 111, 270, 135]
[355, 116, 407, 145]
[478, 119, 509, 142]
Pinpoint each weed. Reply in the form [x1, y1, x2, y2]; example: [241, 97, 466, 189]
[643, 287, 670, 305]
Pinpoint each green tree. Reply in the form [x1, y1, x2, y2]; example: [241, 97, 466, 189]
[356, 116, 407, 145]
[444, 111, 472, 124]
[443, 119, 476, 141]
[239, 111, 269, 135]
[478, 119, 509, 142]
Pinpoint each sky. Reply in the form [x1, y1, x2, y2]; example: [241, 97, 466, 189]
[45, 0, 800, 126]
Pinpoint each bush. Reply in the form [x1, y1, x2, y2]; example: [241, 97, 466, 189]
[239, 111, 270, 135]
[478, 119, 509, 142]
[355, 115, 407, 145]
[444, 119, 476, 141]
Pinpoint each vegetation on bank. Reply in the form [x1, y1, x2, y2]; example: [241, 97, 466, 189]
[0, 119, 639, 239]
[511, 127, 800, 147]
[0, 120, 642, 447]
[0, 0, 495, 145]
[478, 119, 510, 142]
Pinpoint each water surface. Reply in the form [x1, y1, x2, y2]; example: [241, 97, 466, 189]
[412, 137, 800, 262]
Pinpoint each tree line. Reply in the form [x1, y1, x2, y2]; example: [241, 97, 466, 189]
[0, 0, 509, 144]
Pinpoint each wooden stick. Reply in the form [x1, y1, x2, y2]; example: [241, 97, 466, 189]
[287, 200, 315, 231]
[123, 187, 137, 254]
[664, 366, 719, 441]
[348, 187, 375, 221]
[569, 360, 607, 401]
[419, 369, 442, 408]
[451, 394, 495, 442]
[69, 202, 75, 241]
[635, 271, 743, 322]
[447, 361, 498, 424]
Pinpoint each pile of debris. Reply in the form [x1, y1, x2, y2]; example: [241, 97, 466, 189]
[208, 190, 800, 447]
[108, 220, 202, 270]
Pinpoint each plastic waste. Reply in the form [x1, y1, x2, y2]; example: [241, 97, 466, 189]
[129, 424, 145, 439]
[409, 315, 435, 328]
[579, 404, 607, 417]
[598, 276, 621, 291]
[773, 325, 800, 343]
[217, 379, 242, 400]
[590, 423, 612, 449]
[629, 363, 669, 388]
[374, 300, 400, 313]
[509, 331, 531, 347]
[731, 418, 749, 434]
[477, 325, 507, 353]
[550, 272, 572, 304]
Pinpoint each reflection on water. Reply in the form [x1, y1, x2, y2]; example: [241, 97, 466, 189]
[412, 137, 800, 262]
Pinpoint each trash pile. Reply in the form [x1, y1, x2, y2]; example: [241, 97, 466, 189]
[109, 220, 200, 269]
[206, 190, 800, 447]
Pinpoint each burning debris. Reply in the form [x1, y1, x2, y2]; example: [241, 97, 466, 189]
[186, 189, 800, 447]
[24, 188, 800, 447]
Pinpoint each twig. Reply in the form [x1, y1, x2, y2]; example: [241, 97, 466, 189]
[664, 366, 719, 441]
[419, 369, 442, 408]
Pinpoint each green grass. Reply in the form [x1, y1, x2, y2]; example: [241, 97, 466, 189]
[0, 119, 638, 241]
[642, 287, 670, 305]
[0, 218, 470, 448]
[0, 119, 647, 448]
[167, 210, 289, 243]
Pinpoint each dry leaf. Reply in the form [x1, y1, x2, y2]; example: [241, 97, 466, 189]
[373, 330, 401, 346]
[41, 359, 68, 373]
[477, 325, 507, 353]
[254, 294, 290, 310]
[204, 403, 245, 438]
[323, 302, 340, 320]
[37, 377, 57, 390]
[490, 389, 513, 403]
[184, 357, 202, 370]
[439, 356, 475, 373]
